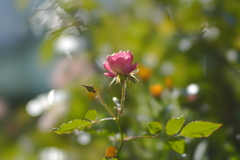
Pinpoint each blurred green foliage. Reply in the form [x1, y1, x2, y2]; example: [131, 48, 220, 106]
[2, 0, 240, 159]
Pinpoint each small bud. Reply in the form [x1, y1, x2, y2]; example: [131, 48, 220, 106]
[82, 85, 97, 93]
[105, 146, 117, 158]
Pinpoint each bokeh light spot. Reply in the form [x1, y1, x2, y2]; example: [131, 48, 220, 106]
[186, 83, 199, 95]
[225, 48, 238, 63]
[77, 131, 91, 145]
[40, 147, 67, 160]
[26, 100, 44, 117]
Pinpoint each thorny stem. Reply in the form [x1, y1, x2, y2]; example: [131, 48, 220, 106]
[116, 77, 127, 157]
[120, 77, 127, 115]
[82, 85, 117, 119]
[91, 87, 124, 157]
[95, 92, 117, 119]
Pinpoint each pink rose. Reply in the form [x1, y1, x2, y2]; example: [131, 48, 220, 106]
[103, 51, 138, 78]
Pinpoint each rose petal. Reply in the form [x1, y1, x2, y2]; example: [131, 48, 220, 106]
[106, 55, 116, 65]
[124, 51, 133, 59]
[124, 53, 133, 66]
[103, 61, 117, 76]
[103, 50, 137, 77]
[106, 55, 113, 62]
[103, 61, 113, 72]
[131, 63, 138, 71]
[108, 57, 126, 74]
[122, 63, 138, 74]
[109, 52, 123, 61]
[104, 72, 117, 78]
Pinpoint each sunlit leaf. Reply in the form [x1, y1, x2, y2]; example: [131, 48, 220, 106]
[39, 34, 59, 63]
[166, 116, 185, 136]
[168, 138, 185, 154]
[148, 121, 162, 135]
[85, 109, 98, 121]
[180, 121, 223, 138]
[52, 119, 91, 135]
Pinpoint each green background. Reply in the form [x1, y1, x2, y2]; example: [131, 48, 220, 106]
[1, 0, 240, 159]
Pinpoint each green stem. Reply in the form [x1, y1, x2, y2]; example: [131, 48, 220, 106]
[120, 78, 127, 115]
[116, 77, 127, 158]
[95, 92, 117, 119]
[116, 120, 124, 157]
[82, 85, 117, 119]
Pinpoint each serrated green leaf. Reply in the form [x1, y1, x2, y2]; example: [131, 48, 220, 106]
[148, 121, 162, 135]
[168, 138, 185, 154]
[180, 121, 222, 138]
[52, 119, 91, 135]
[85, 109, 98, 121]
[166, 116, 185, 136]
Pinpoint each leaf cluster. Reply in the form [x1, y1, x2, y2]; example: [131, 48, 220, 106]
[148, 116, 222, 154]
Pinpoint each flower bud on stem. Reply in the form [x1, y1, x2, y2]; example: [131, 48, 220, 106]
[82, 85, 117, 119]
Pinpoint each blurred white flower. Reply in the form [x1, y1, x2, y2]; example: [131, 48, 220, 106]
[40, 147, 67, 160]
[26, 89, 70, 131]
[202, 26, 220, 42]
[54, 35, 87, 58]
[179, 38, 191, 52]
[160, 61, 175, 76]
[225, 48, 238, 63]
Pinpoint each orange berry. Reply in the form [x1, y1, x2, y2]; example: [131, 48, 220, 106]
[138, 65, 152, 81]
[150, 84, 163, 97]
